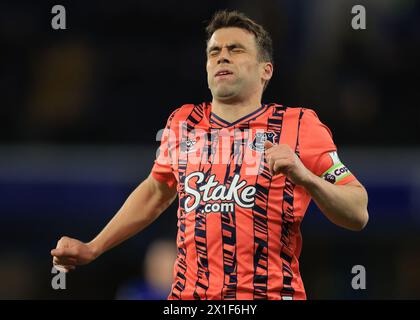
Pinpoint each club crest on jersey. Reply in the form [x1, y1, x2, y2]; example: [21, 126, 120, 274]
[249, 131, 276, 152]
[180, 138, 197, 153]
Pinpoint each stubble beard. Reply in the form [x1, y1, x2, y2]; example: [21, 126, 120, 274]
[211, 79, 242, 102]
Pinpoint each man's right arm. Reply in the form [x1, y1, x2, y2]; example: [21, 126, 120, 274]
[51, 174, 177, 271]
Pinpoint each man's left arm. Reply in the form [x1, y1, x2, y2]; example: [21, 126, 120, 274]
[300, 174, 368, 231]
[264, 141, 369, 231]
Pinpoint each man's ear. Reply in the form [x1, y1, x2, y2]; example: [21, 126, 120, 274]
[262, 62, 273, 82]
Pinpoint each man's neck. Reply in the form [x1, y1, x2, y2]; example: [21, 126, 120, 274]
[211, 98, 262, 123]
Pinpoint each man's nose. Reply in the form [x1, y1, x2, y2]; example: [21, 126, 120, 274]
[217, 47, 231, 64]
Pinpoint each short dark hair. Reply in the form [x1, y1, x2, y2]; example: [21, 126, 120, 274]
[205, 10, 273, 64]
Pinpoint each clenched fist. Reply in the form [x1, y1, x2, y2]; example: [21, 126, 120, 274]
[51, 236, 98, 272]
[264, 140, 312, 186]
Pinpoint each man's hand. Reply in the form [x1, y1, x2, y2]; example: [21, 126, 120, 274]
[264, 140, 369, 230]
[51, 236, 99, 272]
[264, 140, 312, 186]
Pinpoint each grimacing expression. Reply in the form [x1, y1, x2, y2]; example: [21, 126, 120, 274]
[206, 27, 272, 101]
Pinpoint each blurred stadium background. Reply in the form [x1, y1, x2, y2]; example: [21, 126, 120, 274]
[1, 0, 419, 299]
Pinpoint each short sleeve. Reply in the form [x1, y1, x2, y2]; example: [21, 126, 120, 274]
[151, 109, 179, 189]
[299, 109, 356, 185]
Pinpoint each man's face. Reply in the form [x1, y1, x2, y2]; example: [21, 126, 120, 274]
[206, 27, 272, 102]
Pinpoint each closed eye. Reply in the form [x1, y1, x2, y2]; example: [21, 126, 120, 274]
[207, 44, 246, 57]
[207, 47, 220, 57]
[231, 47, 245, 53]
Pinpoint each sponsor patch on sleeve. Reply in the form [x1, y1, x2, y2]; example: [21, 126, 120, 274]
[321, 152, 352, 184]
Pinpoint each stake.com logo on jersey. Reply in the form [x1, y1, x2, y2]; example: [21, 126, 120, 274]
[155, 122, 277, 176]
[184, 172, 256, 214]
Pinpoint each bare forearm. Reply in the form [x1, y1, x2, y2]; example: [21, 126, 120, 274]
[88, 175, 177, 257]
[301, 173, 369, 231]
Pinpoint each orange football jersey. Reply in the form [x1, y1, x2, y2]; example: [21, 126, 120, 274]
[152, 103, 355, 300]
